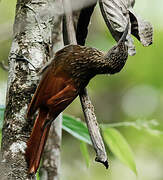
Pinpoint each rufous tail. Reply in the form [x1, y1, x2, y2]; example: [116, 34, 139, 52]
[26, 108, 51, 174]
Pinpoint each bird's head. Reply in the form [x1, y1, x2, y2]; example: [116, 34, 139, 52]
[103, 23, 129, 74]
[109, 22, 129, 55]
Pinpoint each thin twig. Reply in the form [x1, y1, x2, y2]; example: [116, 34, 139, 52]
[62, 0, 77, 44]
[62, 0, 108, 168]
[79, 89, 108, 168]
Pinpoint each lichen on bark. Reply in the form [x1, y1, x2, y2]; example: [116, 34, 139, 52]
[1, 0, 63, 179]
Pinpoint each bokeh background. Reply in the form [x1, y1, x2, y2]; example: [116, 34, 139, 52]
[0, 0, 163, 180]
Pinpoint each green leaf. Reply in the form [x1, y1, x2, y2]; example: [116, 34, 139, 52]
[62, 114, 91, 145]
[102, 127, 137, 175]
[80, 141, 90, 168]
[101, 119, 159, 129]
[101, 119, 163, 137]
[36, 171, 40, 180]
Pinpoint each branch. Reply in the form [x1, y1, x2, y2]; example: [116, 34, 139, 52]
[62, 0, 108, 168]
[62, 0, 77, 44]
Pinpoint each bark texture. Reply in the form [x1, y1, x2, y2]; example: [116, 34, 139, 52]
[1, 0, 63, 179]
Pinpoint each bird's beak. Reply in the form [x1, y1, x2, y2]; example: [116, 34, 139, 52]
[117, 22, 129, 45]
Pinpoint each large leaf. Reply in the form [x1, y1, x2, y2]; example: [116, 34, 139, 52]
[102, 127, 137, 175]
[99, 0, 153, 56]
[129, 9, 153, 47]
[62, 114, 91, 145]
[80, 141, 90, 167]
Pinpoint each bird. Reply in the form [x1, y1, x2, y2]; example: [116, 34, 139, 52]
[25, 24, 129, 174]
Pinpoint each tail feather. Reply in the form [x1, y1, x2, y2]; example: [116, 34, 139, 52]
[26, 108, 51, 174]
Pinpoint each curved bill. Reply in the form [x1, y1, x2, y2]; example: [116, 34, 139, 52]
[118, 22, 129, 44]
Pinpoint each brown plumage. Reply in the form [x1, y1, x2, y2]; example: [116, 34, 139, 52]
[26, 24, 129, 174]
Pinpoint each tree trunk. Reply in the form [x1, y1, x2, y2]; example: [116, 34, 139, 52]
[1, 0, 63, 179]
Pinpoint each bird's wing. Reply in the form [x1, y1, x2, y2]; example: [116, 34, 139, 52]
[27, 65, 77, 118]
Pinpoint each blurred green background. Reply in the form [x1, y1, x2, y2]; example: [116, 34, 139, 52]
[0, 0, 163, 180]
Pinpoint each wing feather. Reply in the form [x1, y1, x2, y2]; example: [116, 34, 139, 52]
[27, 65, 74, 118]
